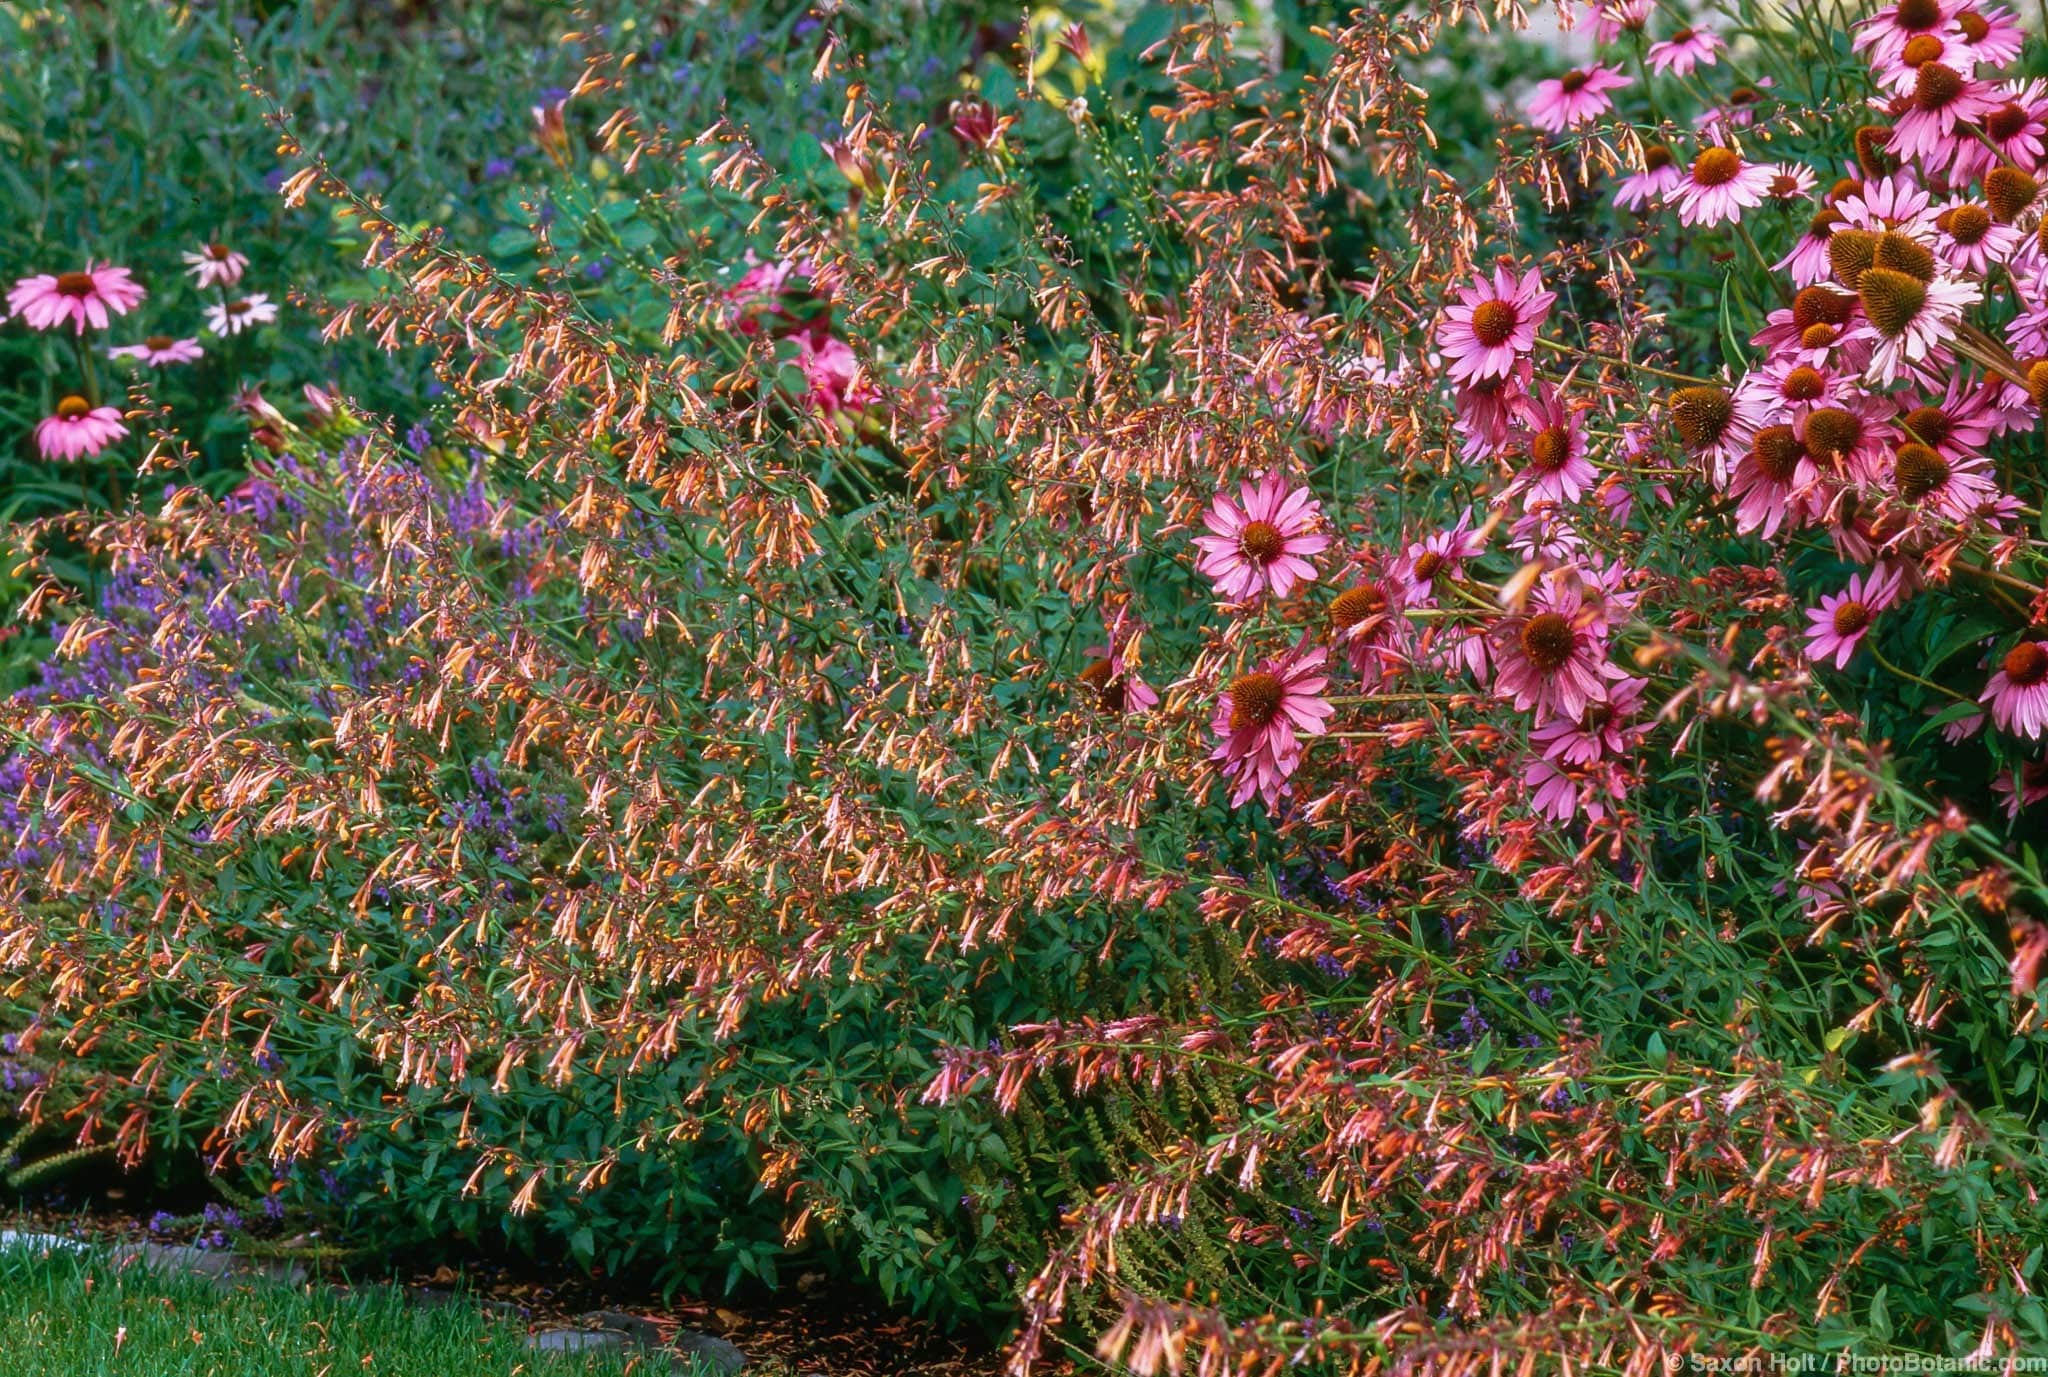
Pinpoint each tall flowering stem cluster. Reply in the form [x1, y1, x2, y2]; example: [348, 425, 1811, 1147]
[6, 0, 2048, 1369]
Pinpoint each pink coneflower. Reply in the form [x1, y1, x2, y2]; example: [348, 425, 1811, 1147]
[107, 335, 203, 367]
[1954, 81, 2048, 183]
[1765, 163, 1818, 202]
[1647, 26, 1723, 75]
[1675, 147, 1777, 227]
[1696, 81, 1774, 138]
[182, 243, 247, 289]
[1614, 144, 1686, 211]
[1532, 671, 1646, 764]
[7, 264, 146, 334]
[1438, 264, 1555, 385]
[1994, 758, 2048, 817]
[795, 334, 880, 416]
[33, 395, 127, 461]
[1955, 5, 2025, 66]
[1833, 173, 1938, 237]
[1739, 356, 1850, 424]
[1852, 266, 1980, 386]
[205, 294, 278, 336]
[1397, 509, 1487, 603]
[1192, 473, 1330, 601]
[1210, 638, 1334, 810]
[1871, 28, 1973, 94]
[1933, 198, 2022, 273]
[1800, 398, 1901, 484]
[1526, 64, 1631, 132]
[1670, 383, 1764, 479]
[1508, 384, 1595, 506]
[1522, 755, 1628, 825]
[1853, 0, 1960, 67]
[1803, 565, 1903, 668]
[1453, 361, 1532, 458]
[1590, 0, 1653, 42]
[1078, 640, 1159, 717]
[1888, 63, 1996, 165]
[1490, 575, 1611, 721]
[1983, 641, 2048, 737]
[1897, 376, 2002, 456]
[1754, 286, 1859, 355]
[1328, 578, 1412, 679]
[1507, 502, 1584, 562]
[1890, 441, 2001, 520]
[1777, 212, 1844, 288]
[1727, 424, 1821, 538]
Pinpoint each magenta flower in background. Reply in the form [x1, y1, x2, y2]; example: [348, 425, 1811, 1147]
[182, 243, 248, 289]
[205, 294, 278, 336]
[1526, 65, 1631, 132]
[1675, 147, 1776, 227]
[108, 335, 203, 367]
[1613, 144, 1685, 210]
[8, 264, 146, 333]
[34, 395, 127, 461]
[1210, 637, 1333, 810]
[795, 334, 879, 416]
[1803, 565, 1903, 668]
[1647, 26, 1723, 75]
[1983, 641, 2048, 737]
[1192, 472, 1330, 601]
[1438, 264, 1555, 384]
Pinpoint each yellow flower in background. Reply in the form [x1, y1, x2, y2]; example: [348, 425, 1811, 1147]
[1027, 0, 1115, 104]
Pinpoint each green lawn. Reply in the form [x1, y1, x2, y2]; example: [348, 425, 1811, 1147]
[0, 1243, 703, 1376]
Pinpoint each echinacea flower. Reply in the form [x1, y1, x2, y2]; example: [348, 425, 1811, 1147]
[1192, 473, 1330, 601]
[1490, 574, 1611, 721]
[1438, 264, 1555, 384]
[795, 333, 880, 416]
[1727, 424, 1821, 538]
[1800, 398, 1900, 483]
[108, 335, 203, 367]
[1888, 62, 1996, 165]
[1590, 0, 1653, 43]
[1647, 26, 1723, 75]
[1526, 65, 1631, 132]
[1453, 361, 1533, 458]
[1675, 147, 1777, 227]
[1890, 440, 2001, 520]
[1531, 671, 1646, 764]
[1853, 264, 1980, 385]
[7, 264, 146, 334]
[1802, 565, 1903, 668]
[1508, 384, 1596, 506]
[1328, 578, 1411, 679]
[1210, 638, 1334, 810]
[33, 395, 127, 461]
[1953, 81, 2048, 183]
[1955, 4, 2025, 67]
[1933, 198, 2022, 273]
[1077, 649, 1159, 717]
[182, 243, 248, 289]
[1982, 641, 2048, 737]
[1614, 144, 1686, 210]
[205, 294, 278, 336]
[1853, 0, 1960, 67]
[1397, 509, 1487, 603]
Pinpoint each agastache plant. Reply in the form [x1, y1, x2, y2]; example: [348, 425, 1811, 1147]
[7, 0, 2048, 1370]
